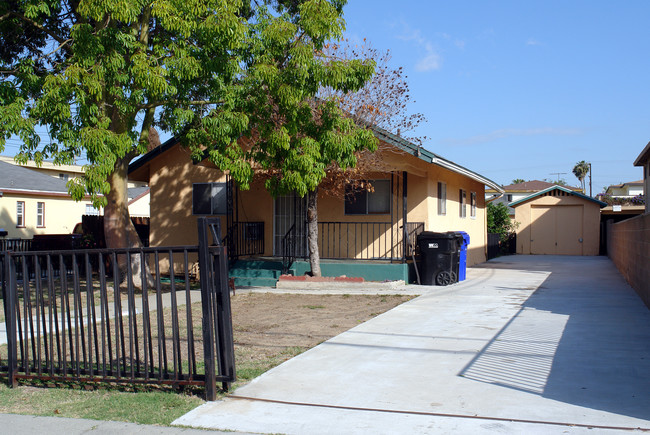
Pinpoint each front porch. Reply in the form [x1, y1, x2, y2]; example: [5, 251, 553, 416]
[228, 257, 417, 287]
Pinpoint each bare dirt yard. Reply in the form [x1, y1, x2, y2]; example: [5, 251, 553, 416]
[230, 292, 414, 383]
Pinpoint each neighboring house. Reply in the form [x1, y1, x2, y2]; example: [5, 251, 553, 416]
[0, 157, 151, 220]
[0, 156, 148, 188]
[487, 180, 583, 217]
[634, 141, 650, 214]
[0, 155, 84, 183]
[129, 127, 503, 284]
[602, 180, 644, 199]
[0, 160, 95, 239]
[596, 179, 645, 236]
[128, 187, 151, 218]
[510, 185, 606, 256]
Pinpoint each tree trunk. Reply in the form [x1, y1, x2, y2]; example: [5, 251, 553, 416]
[104, 157, 153, 288]
[306, 188, 321, 277]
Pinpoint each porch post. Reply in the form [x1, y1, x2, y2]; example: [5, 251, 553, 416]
[402, 171, 408, 263]
[391, 172, 394, 260]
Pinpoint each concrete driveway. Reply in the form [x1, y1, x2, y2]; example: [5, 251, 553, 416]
[174, 256, 650, 434]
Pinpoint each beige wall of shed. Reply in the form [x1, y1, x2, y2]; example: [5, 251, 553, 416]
[514, 194, 601, 255]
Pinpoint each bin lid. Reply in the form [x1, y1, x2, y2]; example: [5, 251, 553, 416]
[452, 231, 470, 244]
[417, 231, 457, 239]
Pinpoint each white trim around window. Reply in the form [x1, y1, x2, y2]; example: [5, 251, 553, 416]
[16, 201, 25, 228]
[37, 202, 45, 227]
[437, 182, 447, 215]
[459, 189, 467, 218]
[470, 192, 477, 218]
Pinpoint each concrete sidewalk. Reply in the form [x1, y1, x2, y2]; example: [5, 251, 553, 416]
[174, 255, 650, 434]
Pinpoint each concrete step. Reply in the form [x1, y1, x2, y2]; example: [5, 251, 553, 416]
[232, 276, 279, 287]
[229, 268, 283, 279]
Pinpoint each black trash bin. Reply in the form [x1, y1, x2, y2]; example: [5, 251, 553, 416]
[417, 232, 460, 285]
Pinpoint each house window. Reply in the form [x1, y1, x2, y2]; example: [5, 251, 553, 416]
[37, 202, 45, 227]
[59, 173, 69, 182]
[16, 201, 25, 227]
[470, 192, 477, 218]
[192, 182, 228, 215]
[344, 180, 391, 215]
[506, 194, 513, 202]
[459, 189, 467, 218]
[437, 182, 447, 215]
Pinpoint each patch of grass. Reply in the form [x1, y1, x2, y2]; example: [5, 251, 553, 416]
[234, 347, 304, 384]
[0, 383, 203, 426]
[303, 305, 325, 310]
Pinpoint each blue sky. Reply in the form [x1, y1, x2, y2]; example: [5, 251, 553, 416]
[2, 1, 647, 193]
[340, 0, 650, 192]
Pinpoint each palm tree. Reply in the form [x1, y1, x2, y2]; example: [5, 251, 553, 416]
[572, 161, 590, 192]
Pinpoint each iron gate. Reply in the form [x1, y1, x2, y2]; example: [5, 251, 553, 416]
[0, 217, 234, 400]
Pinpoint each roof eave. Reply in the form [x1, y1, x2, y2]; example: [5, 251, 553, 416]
[633, 141, 650, 166]
[369, 125, 504, 193]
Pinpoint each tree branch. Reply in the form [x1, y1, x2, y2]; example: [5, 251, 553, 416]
[8, 11, 68, 44]
[137, 99, 225, 110]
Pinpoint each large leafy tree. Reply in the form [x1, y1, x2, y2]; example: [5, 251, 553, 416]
[1, 0, 376, 278]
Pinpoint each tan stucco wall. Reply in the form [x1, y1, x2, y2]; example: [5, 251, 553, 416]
[514, 194, 601, 255]
[142, 143, 488, 265]
[147, 145, 229, 247]
[0, 193, 92, 238]
[423, 164, 487, 266]
[608, 213, 650, 308]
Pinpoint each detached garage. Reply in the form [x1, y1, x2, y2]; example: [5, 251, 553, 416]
[510, 186, 606, 256]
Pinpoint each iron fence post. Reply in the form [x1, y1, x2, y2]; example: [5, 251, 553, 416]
[3, 252, 18, 387]
[214, 244, 235, 390]
[197, 217, 217, 401]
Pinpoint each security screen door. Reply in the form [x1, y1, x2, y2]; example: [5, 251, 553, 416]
[273, 193, 308, 257]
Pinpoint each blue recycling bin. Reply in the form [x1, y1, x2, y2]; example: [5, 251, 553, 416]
[453, 231, 470, 281]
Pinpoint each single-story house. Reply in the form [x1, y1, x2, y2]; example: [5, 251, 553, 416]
[0, 160, 95, 239]
[128, 126, 503, 284]
[510, 185, 606, 256]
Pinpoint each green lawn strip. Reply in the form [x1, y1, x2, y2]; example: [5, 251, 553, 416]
[0, 383, 203, 425]
[0, 346, 305, 426]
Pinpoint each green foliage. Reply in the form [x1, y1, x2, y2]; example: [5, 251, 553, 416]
[511, 178, 526, 184]
[572, 160, 590, 191]
[1, 0, 375, 207]
[487, 202, 517, 241]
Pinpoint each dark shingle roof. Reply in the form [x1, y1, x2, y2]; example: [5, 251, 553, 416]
[128, 186, 150, 200]
[0, 160, 70, 193]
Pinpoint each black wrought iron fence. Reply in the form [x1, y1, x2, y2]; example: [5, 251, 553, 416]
[317, 221, 425, 261]
[1, 217, 235, 400]
[225, 222, 264, 262]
